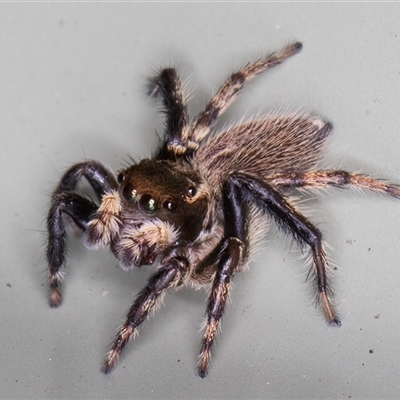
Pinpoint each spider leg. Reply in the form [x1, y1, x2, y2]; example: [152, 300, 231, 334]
[191, 42, 302, 143]
[271, 170, 400, 197]
[230, 173, 341, 327]
[197, 181, 247, 378]
[149, 68, 194, 159]
[47, 193, 97, 307]
[102, 255, 189, 374]
[46, 161, 118, 307]
[53, 160, 118, 200]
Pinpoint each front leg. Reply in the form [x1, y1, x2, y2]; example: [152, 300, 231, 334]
[54, 160, 118, 199]
[102, 255, 189, 374]
[47, 193, 97, 307]
[46, 161, 118, 307]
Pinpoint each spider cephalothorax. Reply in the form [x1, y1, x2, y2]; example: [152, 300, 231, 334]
[112, 159, 211, 270]
[46, 42, 400, 377]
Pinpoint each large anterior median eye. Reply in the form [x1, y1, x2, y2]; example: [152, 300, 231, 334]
[139, 194, 158, 213]
[122, 183, 138, 203]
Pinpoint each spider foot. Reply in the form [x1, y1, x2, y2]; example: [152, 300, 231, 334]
[292, 41, 303, 52]
[320, 291, 341, 327]
[49, 287, 62, 308]
[101, 362, 113, 375]
[329, 318, 342, 328]
[197, 354, 209, 379]
[102, 349, 119, 375]
[48, 271, 64, 307]
[102, 324, 135, 374]
[274, 41, 303, 61]
[197, 368, 208, 379]
[197, 343, 211, 379]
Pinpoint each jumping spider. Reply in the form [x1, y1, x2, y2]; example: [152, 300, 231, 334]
[46, 42, 400, 378]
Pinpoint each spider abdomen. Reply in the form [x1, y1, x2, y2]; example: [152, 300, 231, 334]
[197, 115, 332, 187]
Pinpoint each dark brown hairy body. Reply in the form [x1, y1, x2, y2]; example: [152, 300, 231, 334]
[45, 42, 400, 378]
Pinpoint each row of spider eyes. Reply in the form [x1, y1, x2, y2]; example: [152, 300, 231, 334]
[121, 183, 197, 213]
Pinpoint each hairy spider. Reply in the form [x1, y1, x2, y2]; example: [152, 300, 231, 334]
[46, 42, 400, 378]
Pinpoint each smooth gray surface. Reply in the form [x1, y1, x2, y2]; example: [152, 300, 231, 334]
[1, 3, 400, 399]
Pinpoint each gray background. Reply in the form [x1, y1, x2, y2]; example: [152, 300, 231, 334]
[1, 3, 400, 399]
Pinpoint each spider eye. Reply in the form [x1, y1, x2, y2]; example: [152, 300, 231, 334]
[139, 194, 158, 213]
[162, 200, 177, 211]
[117, 172, 125, 183]
[188, 186, 197, 197]
[122, 183, 137, 203]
